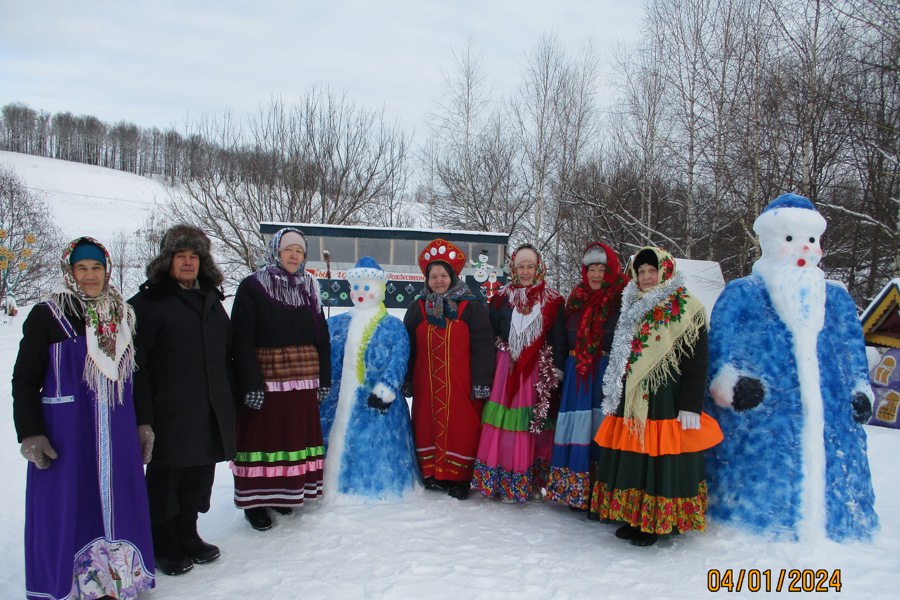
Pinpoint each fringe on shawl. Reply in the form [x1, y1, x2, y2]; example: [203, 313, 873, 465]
[496, 281, 561, 362]
[602, 278, 653, 416]
[600, 271, 707, 448]
[82, 343, 135, 406]
[509, 308, 544, 362]
[49, 292, 136, 406]
[622, 307, 706, 447]
[253, 267, 322, 313]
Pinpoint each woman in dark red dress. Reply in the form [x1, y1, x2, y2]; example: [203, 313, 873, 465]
[231, 227, 330, 530]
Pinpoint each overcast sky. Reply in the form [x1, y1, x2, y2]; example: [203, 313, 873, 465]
[1, 1, 644, 142]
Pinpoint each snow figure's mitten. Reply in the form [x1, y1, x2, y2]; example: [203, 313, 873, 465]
[244, 389, 265, 410]
[317, 387, 330, 404]
[732, 377, 764, 412]
[368, 393, 391, 414]
[851, 392, 873, 424]
[402, 382, 413, 398]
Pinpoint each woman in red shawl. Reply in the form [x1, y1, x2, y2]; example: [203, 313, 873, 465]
[471, 244, 567, 503]
[546, 243, 628, 512]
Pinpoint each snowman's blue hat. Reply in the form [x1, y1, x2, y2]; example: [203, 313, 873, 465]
[761, 193, 818, 213]
[347, 256, 388, 281]
[754, 193, 826, 237]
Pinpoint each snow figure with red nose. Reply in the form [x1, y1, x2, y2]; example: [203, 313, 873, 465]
[319, 257, 419, 499]
[704, 193, 878, 542]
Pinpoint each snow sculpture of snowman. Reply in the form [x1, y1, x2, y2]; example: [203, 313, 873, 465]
[470, 249, 493, 283]
[320, 256, 420, 499]
[704, 193, 879, 542]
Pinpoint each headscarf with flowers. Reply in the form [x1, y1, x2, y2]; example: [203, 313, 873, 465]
[491, 244, 563, 432]
[601, 246, 707, 446]
[252, 227, 322, 314]
[52, 237, 135, 405]
[566, 242, 629, 379]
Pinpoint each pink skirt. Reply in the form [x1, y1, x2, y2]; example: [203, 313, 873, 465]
[471, 350, 553, 502]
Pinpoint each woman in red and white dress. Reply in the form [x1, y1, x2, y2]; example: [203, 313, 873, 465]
[471, 244, 567, 503]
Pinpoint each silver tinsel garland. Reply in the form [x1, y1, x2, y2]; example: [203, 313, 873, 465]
[600, 271, 687, 415]
[531, 343, 558, 434]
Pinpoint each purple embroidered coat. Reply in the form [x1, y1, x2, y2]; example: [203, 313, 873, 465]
[14, 302, 155, 600]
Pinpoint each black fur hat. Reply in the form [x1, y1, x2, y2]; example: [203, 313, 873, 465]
[146, 224, 225, 287]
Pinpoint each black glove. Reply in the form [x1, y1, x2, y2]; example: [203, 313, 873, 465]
[732, 377, 764, 412]
[402, 382, 413, 398]
[368, 393, 391, 414]
[851, 392, 873, 424]
[244, 389, 265, 410]
[472, 385, 491, 400]
[318, 387, 330, 404]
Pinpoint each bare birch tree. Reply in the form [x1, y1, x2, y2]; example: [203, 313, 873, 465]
[166, 89, 410, 283]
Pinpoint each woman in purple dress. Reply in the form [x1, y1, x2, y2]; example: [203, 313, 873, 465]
[13, 237, 156, 600]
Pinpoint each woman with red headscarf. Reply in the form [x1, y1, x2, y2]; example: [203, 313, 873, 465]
[546, 243, 628, 512]
[471, 244, 567, 503]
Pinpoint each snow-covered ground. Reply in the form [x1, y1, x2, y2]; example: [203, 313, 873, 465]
[1, 153, 898, 599]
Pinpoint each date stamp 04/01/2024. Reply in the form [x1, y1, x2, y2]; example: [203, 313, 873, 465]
[707, 569, 842, 593]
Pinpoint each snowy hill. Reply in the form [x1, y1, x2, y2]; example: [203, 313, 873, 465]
[0, 152, 898, 599]
[0, 150, 166, 243]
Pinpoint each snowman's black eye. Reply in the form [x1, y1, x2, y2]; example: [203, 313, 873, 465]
[809, 237, 815, 243]
[786, 235, 793, 242]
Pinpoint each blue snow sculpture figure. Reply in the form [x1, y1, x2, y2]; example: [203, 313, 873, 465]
[705, 194, 878, 542]
[320, 257, 420, 499]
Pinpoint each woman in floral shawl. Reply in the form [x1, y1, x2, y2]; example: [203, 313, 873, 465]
[547, 242, 628, 512]
[13, 237, 156, 599]
[591, 246, 722, 546]
[471, 243, 567, 503]
[230, 227, 330, 531]
[403, 239, 495, 500]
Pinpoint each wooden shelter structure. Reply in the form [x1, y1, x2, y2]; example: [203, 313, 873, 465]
[861, 279, 900, 349]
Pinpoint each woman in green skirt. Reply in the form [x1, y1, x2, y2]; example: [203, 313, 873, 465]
[590, 246, 722, 546]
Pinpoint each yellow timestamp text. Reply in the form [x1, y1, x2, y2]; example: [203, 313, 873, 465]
[707, 569, 842, 593]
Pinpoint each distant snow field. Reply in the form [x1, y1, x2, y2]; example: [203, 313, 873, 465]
[1, 150, 166, 243]
[1, 152, 897, 599]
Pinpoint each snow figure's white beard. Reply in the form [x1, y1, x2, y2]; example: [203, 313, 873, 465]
[755, 258, 827, 541]
[754, 259, 826, 339]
